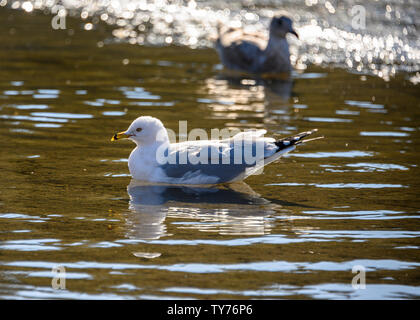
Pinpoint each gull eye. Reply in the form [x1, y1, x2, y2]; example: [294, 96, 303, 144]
[136, 128, 142, 132]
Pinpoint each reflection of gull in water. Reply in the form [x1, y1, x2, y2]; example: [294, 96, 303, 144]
[264, 78, 294, 103]
[126, 193, 168, 241]
[202, 76, 295, 131]
[214, 74, 294, 103]
[125, 179, 277, 240]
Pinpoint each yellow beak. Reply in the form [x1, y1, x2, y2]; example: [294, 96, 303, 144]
[111, 131, 131, 141]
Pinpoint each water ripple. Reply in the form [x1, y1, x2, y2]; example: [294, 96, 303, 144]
[288, 151, 374, 158]
[3, 259, 419, 273]
[267, 183, 406, 189]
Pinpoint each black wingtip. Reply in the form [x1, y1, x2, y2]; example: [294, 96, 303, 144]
[275, 129, 321, 150]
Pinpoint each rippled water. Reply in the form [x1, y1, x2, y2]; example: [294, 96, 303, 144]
[0, 6, 420, 299]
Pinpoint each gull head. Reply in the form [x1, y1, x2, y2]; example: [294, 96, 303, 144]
[111, 116, 168, 145]
[269, 15, 298, 39]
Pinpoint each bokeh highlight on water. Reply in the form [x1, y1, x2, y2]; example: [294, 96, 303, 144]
[2, 0, 420, 82]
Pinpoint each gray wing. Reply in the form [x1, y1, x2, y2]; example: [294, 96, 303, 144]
[220, 41, 263, 72]
[160, 141, 274, 183]
[216, 28, 266, 72]
[159, 130, 320, 183]
[161, 161, 249, 183]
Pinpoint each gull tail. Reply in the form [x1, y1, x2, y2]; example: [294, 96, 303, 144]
[274, 129, 323, 152]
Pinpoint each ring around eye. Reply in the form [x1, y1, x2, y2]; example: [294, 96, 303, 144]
[136, 128, 142, 132]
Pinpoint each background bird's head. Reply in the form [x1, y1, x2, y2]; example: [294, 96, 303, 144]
[269, 15, 299, 39]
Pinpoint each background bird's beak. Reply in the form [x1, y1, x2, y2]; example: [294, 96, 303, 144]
[111, 131, 131, 141]
[290, 30, 299, 39]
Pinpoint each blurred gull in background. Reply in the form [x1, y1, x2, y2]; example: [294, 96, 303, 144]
[216, 14, 299, 75]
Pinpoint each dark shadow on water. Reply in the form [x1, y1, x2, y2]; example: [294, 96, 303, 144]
[127, 181, 266, 206]
[127, 181, 318, 209]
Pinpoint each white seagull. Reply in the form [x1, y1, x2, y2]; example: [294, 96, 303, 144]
[216, 14, 299, 74]
[111, 116, 321, 185]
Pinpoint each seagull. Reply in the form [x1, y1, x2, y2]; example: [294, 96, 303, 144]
[215, 14, 298, 74]
[111, 116, 321, 185]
